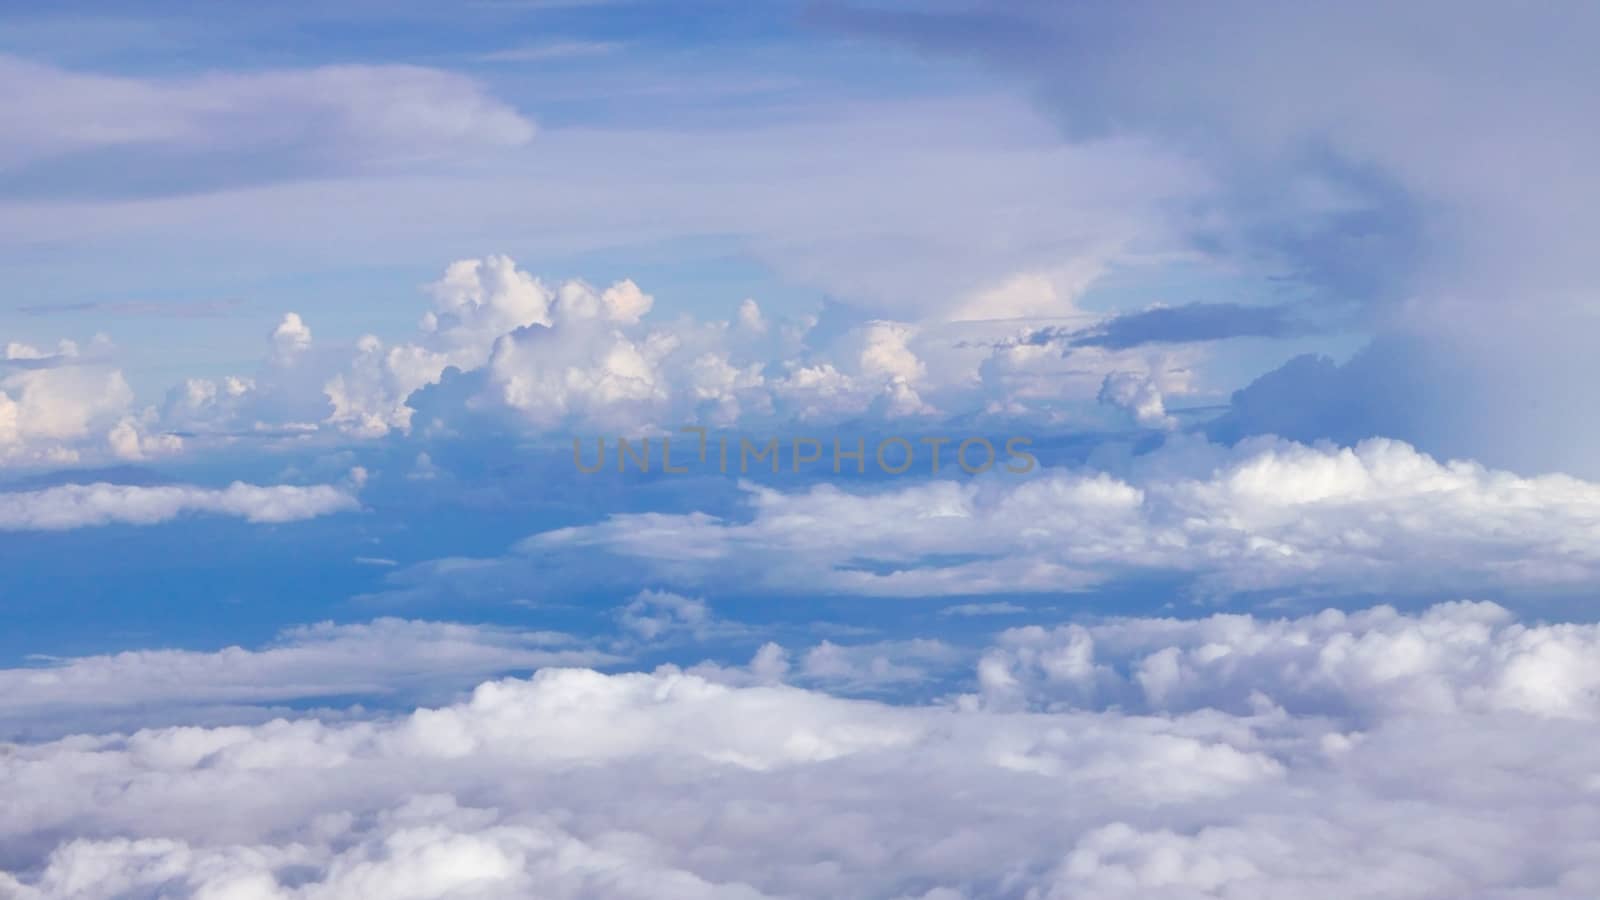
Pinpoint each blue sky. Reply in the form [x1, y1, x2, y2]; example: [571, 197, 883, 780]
[5, 3, 1600, 898]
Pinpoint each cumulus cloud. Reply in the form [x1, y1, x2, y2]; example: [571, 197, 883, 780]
[5, 602, 1600, 897]
[1098, 370, 1182, 429]
[0, 336, 182, 466]
[0, 247, 1243, 463]
[269, 312, 313, 365]
[183, 256, 1111, 440]
[614, 589, 715, 642]
[0, 479, 359, 531]
[690, 637, 963, 695]
[974, 329, 1201, 426]
[974, 600, 1600, 722]
[0, 365, 132, 461]
[524, 436, 1600, 598]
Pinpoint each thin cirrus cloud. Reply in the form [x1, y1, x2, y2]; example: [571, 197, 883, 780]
[1, 96, 1205, 325]
[0, 587, 943, 741]
[0, 617, 614, 739]
[0, 53, 535, 199]
[13, 298, 244, 319]
[4, 603, 1600, 897]
[0, 480, 360, 531]
[471, 39, 625, 63]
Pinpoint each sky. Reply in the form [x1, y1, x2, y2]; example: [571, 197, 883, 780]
[3, 2, 1600, 898]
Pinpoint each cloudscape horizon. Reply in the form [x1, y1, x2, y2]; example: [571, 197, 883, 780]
[4, 3, 1599, 898]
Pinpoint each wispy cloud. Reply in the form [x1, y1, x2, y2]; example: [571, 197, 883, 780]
[472, 39, 624, 63]
[14, 298, 244, 318]
[0, 54, 535, 200]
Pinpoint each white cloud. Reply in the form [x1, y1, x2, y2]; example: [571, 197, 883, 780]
[688, 637, 964, 694]
[269, 312, 313, 365]
[0, 365, 132, 461]
[1098, 370, 1182, 429]
[299, 260, 680, 437]
[737, 298, 767, 334]
[187, 256, 1051, 438]
[105, 415, 182, 461]
[0, 479, 359, 531]
[131, 254, 1228, 447]
[0, 337, 183, 466]
[526, 436, 1600, 598]
[795, 638, 960, 691]
[614, 589, 713, 641]
[6, 602, 1600, 897]
[946, 267, 1101, 323]
[973, 329, 1202, 426]
[973, 600, 1600, 723]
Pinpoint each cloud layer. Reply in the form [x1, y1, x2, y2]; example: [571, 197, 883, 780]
[523, 436, 1600, 599]
[5, 602, 1600, 898]
[0, 621, 616, 741]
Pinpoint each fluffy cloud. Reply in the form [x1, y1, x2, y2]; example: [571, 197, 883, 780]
[975, 330, 1201, 425]
[171, 260, 871, 438]
[614, 589, 715, 642]
[269, 313, 313, 366]
[525, 436, 1600, 598]
[0, 479, 359, 531]
[1098, 369, 1187, 429]
[212, 258, 700, 439]
[689, 637, 963, 695]
[5, 603, 1600, 897]
[323, 256, 564, 436]
[171, 256, 1219, 444]
[1, 338, 181, 466]
[974, 600, 1600, 723]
